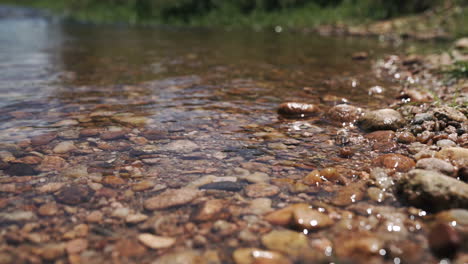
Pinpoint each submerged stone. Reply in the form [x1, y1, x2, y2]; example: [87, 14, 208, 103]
[277, 102, 319, 118]
[144, 188, 200, 210]
[397, 169, 468, 212]
[357, 109, 405, 131]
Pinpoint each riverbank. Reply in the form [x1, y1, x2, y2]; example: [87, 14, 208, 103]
[2, 0, 467, 39]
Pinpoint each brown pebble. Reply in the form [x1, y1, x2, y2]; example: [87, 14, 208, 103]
[372, 154, 415, 172]
[245, 183, 280, 198]
[54, 184, 94, 205]
[428, 223, 461, 259]
[397, 132, 416, 144]
[339, 147, 354, 158]
[38, 203, 59, 216]
[100, 130, 127, 140]
[31, 133, 57, 146]
[277, 102, 319, 118]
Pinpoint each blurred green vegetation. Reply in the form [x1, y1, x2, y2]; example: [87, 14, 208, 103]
[2, 0, 467, 36]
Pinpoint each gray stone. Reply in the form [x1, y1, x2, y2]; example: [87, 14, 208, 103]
[357, 109, 405, 131]
[397, 169, 468, 212]
[416, 158, 455, 176]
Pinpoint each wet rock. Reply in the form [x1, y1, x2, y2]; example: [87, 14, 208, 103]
[435, 209, 468, 226]
[352, 51, 368, 60]
[53, 141, 76, 154]
[366, 130, 395, 142]
[331, 182, 365, 206]
[39, 244, 65, 261]
[334, 233, 384, 260]
[62, 165, 88, 178]
[132, 180, 155, 191]
[200, 181, 244, 192]
[232, 248, 292, 264]
[163, 140, 199, 153]
[126, 213, 148, 224]
[14, 155, 42, 165]
[4, 163, 37, 176]
[66, 238, 88, 254]
[31, 133, 57, 146]
[416, 158, 455, 176]
[455, 37, 468, 50]
[192, 199, 227, 222]
[112, 115, 149, 126]
[144, 188, 200, 210]
[277, 102, 319, 118]
[247, 198, 273, 215]
[37, 182, 64, 193]
[0, 210, 36, 222]
[327, 104, 362, 123]
[372, 154, 415, 172]
[38, 203, 59, 216]
[100, 130, 127, 140]
[245, 183, 280, 198]
[240, 172, 269, 183]
[138, 233, 176, 249]
[433, 106, 467, 122]
[102, 176, 126, 187]
[37, 156, 67, 172]
[261, 230, 311, 259]
[292, 206, 334, 231]
[412, 112, 434, 124]
[79, 128, 100, 137]
[435, 147, 468, 167]
[115, 239, 147, 257]
[264, 205, 298, 226]
[152, 250, 202, 264]
[357, 109, 405, 131]
[397, 169, 468, 211]
[54, 184, 94, 205]
[86, 211, 103, 223]
[397, 131, 416, 144]
[429, 223, 461, 259]
[397, 89, 433, 102]
[437, 139, 456, 148]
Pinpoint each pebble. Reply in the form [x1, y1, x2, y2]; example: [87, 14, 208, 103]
[112, 115, 149, 126]
[37, 182, 65, 193]
[436, 139, 456, 148]
[331, 182, 365, 206]
[261, 230, 311, 259]
[115, 239, 147, 257]
[163, 140, 199, 153]
[31, 133, 57, 146]
[4, 163, 37, 176]
[100, 130, 127, 140]
[365, 130, 395, 142]
[192, 199, 226, 222]
[277, 102, 319, 118]
[416, 158, 455, 176]
[357, 109, 405, 131]
[144, 188, 200, 210]
[396, 131, 416, 144]
[54, 184, 94, 205]
[102, 176, 126, 186]
[232, 248, 292, 264]
[39, 244, 65, 261]
[199, 181, 244, 192]
[372, 154, 415, 172]
[62, 165, 88, 178]
[433, 106, 467, 122]
[436, 147, 468, 167]
[245, 183, 280, 198]
[138, 233, 176, 249]
[247, 198, 273, 215]
[37, 156, 67, 172]
[292, 206, 334, 231]
[38, 203, 59, 216]
[53, 141, 76, 154]
[0, 210, 36, 222]
[86, 211, 103, 223]
[66, 238, 88, 254]
[240, 172, 269, 183]
[397, 169, 468, 211]
[428, 223, 461, 259]
[455, 37, 468, 49]
[132, 180, 155, 191]
[152, 250, 202, 264]
[126, 213, 148, 224]
[328, 104, 362, 123]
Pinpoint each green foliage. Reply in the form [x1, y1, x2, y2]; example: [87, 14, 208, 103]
[444, 60, 468, 79]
